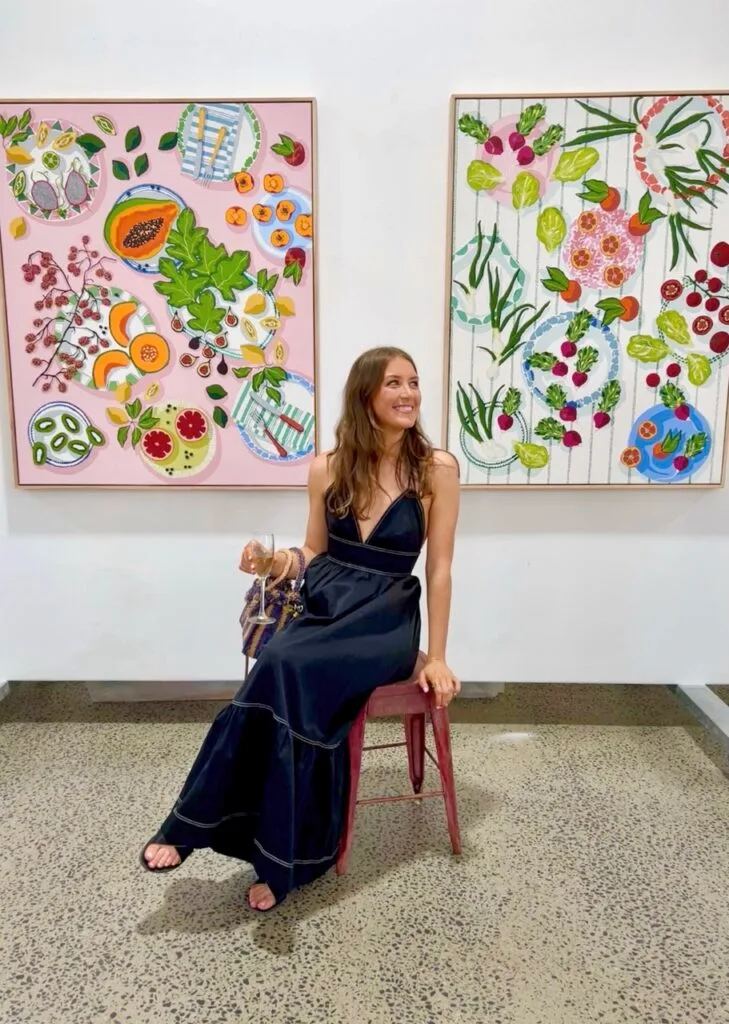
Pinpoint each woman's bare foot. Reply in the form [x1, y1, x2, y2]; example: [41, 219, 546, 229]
[144, 843, 182, 870]
[248, 882, 276, 911]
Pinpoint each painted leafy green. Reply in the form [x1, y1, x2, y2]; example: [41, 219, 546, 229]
[626, 335, 670, 363]
[656, 310, 691, 346]
[552, 147, 599, 183]
[512, 172, 540, 210]
[514, 442, 549, 469]
[466, 160, 501, 192]
[536, 207, 567, 252]
[687, 353, 711, 387]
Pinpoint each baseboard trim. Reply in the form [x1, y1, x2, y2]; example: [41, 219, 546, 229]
[85, 679, 506, 703]
[0, 681, 9, 701]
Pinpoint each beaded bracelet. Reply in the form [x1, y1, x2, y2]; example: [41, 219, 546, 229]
[270, 548, 294, 586]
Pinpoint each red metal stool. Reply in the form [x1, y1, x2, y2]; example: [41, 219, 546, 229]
[336, 653, 462, 875]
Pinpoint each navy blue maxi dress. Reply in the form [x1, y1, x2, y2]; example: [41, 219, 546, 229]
[153, 490, 425, 901]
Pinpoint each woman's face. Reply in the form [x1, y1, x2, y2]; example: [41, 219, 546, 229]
[370, 356, 421, 432]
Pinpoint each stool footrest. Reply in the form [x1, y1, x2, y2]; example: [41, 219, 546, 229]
[357, 790, 443, 806]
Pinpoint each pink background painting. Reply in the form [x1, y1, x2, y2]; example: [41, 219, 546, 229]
[0, 99, 316, 487]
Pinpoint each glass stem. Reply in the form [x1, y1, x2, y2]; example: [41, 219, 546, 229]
[259, 576, 267, 618]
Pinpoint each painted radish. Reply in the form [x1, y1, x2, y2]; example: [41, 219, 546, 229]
[497, 413, 513, 431]
[484, 136, 504, 155]
[561, 341, 577, 358]
[509, 131, 525, 151]
[572, 371, 588, 388]
[562, 430, 582, 448]
[673, 455, 689, 471]
[675, 404, 690, 421]
[517, 146, 535, 166]
[593, 411, 611, 429]
[552, 361, 568, 377]
[559, 405, 577, 422]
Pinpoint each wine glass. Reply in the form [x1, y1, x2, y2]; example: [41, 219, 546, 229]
[249, 532, 275, 625]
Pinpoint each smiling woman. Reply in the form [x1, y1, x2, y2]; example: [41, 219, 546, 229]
[140, 346, 461, 913]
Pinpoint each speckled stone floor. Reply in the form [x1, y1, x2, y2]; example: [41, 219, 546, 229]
[2, 682, 729, 1024]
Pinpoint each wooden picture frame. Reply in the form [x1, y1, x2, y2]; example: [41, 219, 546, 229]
[0, 97, 319, 489]
[443, 91, 729, 490]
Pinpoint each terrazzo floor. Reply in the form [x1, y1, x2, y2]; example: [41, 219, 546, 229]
[2, 682, 729, 1024]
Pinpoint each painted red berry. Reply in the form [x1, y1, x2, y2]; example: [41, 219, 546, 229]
[686, 292, 702, 308]
[708, 277, 722, 293]
[695, 269, 708, 284]
[646, 372, 661, 388]
[667, 363, 682, 378]
[710, 331, 729, 354]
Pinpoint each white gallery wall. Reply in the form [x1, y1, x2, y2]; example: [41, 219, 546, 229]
[1, 0, 728, 685]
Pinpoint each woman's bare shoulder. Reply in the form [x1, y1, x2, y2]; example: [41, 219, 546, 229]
[308, 451, 333, 493]
[429, 448, 460, 484]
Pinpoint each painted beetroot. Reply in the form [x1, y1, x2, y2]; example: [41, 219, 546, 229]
[497, 413, 514, 431]
[675, 404, 690, 421]
[561, 340, 577, 358]
[572, 370, 588, 388]
[673, 455, 690, 471]
[593, 411, 611, 429]
[552, 361, 568, 377]
[562, 430, 582, 448]
[559, 405, 577, 422]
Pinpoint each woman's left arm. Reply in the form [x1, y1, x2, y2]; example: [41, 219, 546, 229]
[418, 450, 461, 707]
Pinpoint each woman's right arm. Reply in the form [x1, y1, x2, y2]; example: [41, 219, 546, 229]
[240, 453, 330, 579]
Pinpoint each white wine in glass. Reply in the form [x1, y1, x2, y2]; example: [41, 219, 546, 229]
[250, 532, 275, 625]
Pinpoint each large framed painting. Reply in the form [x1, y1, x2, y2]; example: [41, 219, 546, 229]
[444, 92, 729, 488]
[0, 98, 317, 488]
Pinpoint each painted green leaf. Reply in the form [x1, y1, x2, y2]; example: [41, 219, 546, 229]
[112, 159, 130, 181]
[134, 153, 149, 177]
[210, 249, 253, 302]
[536, 207, 567, 252]
[686, 432, 707, 459]
[154, 259, 206, 308]
[187, 289, 226, 335]
[514, 442, 549, 469]
[233, 367, 251, 379]
[131, 427, 142, 448]
[165, 208, 208, 268]
[206, 384, 228, 400]
[117, 425, 130, 448]
[626, 335, 670, 363]
[656, 310, 691, 346]
[125, 126, 142, 152]
[687, 352, 712, 387]
[126, 399, 142, 420]
[76, 133, 106, 157]
[512, 172, 540, 210]
[213, 406, 228, 428]
[466, 160, 502, 192]
[158, 131, 178, 151]
[552, 147, 600, 183]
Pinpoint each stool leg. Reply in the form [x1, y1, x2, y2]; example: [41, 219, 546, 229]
[430, 708, 462, 856]
[336, 705, 367, 876]
[404, 713, 426, 794]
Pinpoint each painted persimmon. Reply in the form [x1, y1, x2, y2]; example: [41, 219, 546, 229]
[264, 173, 285, 194]
[252, 204, 273, 223]
[295, 214, 312, 238]
[560, 280, 581, 303]
[233, 172, 254, 194]
[225, 206, 247, 226]
[628, 213, 651, 237]
[600, 187, 620, 212]
[276, 200, 295, 221]
[620, 446, 641, 468]
[271, 229, 291, 248]
[619, 296, 640, 322]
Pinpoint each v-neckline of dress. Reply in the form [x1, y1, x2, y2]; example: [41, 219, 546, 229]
[354, 490, 410, 546]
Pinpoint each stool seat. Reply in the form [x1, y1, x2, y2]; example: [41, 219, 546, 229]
[336, 652, 462, 875]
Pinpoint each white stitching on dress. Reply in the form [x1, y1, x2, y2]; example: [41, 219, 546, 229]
[230, 701, 341, 750]
[172, 808, 255, 828]
[325, 555, 410, 577]
[253, 838, 339, 868]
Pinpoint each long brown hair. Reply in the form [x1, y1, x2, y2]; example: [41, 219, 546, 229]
[327, 346, 433, 519]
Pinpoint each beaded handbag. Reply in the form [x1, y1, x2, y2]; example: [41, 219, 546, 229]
[240, 547, 306, 660]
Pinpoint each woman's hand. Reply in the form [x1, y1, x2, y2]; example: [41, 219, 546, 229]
[239, 542, 283, 577]
[417, 658, 461, 708]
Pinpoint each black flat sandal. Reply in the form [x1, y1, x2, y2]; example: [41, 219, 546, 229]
[139, 833, 193, 873]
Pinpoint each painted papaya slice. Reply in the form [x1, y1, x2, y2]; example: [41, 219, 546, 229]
[103, 197, 180, 260]
[129, 333, 170, 374]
